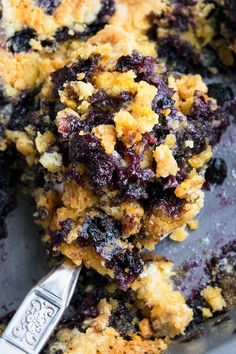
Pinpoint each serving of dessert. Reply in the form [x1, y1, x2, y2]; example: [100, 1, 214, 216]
[0, 0, 235, 353]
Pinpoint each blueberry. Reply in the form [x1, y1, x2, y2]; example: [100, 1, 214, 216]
[205, 158, 227, 184]
[8, 28, 36, 53]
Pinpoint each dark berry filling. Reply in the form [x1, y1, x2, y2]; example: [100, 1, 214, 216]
[69, 133, 116, 187]
[144, 181, 184, 217]
[106, 247, 144, 290]
[7, 28, 36, 53]
[68, 132, 155, 200]
[157, 37, 221, 76]
[28, 112, 56, 134]
[78, 213, 121, 259]
[152, 76, 175, 114]
[174, 92, 228, 158]
[205, 158, 227, 185]
[147, 0, 236, 75]
[36, 0, 61, 15]
[89, 89, 132, 115]
[48, 218, 73, 249]
[85, 0, 115, 36]
[8, 88, 40, 131]
[148, 1, 195, 33]
[77, 213, 143, 289]
[58, 90, 132, 138]
[116, 51, 158, 85]
[51, 55, 100, 93]
[109, 302, 138, 338]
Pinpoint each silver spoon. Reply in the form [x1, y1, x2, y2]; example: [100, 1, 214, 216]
[0, 260, 81, 354]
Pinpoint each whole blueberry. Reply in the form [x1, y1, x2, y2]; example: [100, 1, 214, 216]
[205, 158, 227, 185]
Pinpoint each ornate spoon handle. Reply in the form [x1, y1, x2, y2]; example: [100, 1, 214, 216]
[0, 260, 81, 354]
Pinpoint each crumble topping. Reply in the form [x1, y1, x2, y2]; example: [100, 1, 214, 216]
[201, 286, 227, 313]
[169, 225, 188, 242]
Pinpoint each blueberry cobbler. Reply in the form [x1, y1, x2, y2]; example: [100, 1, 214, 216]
[0, 0, 235, 353]
[21, 41, 228, 283]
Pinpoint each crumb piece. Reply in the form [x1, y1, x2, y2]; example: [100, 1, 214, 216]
[48, 326, 166, 354]
[175, 172, 204, 202]
[114, 110, 142, 146]
[170, 225, 188, 242]
[39, 151, 62, 172]
[188, 146, 213, 168]
[34, 189, 59, 228]
[35, 131, 55, 154]
[62, 182, 97, 211]
[165, 134, 176, 149]
[71, 81, 95, 100]
[185, 140, 194, 149]
[139, 319, 154, 339]
[153, 144, 178, 178]
[120, 201, 144, 236]
[176, 74, 208, 114]
[92, 125, 116, 154]
[94, 71, 137, 96]
[6, 130, 35, 164]
[132, 260, 193, 338]
[56, 108, 81, 137]
[140, 147, 153, 169]
[130, 81, 158, 134]
[0, 139, 7, 151]
[60, 243, 114, 277]
[202, 286, 226, 312]
[176, 74, 208, 101]
[187, 219, 199, 231]
[60, 81, 95, 109]
[201, 307, 213, 318]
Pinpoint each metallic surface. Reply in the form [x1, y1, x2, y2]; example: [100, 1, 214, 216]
[0, 261, 81, 354]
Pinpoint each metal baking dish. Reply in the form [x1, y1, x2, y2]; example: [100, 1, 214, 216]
[0, 82, 236, 353]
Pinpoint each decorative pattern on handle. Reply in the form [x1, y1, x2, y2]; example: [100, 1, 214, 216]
[1, 262, 80, 354]
[9, 294, 59, 351]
